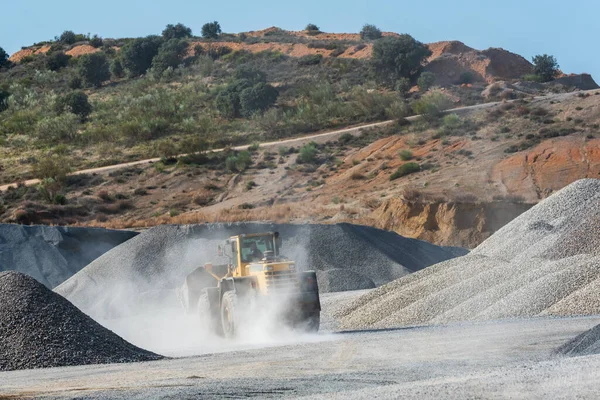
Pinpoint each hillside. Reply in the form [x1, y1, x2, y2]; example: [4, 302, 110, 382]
[1, 25, 598, 248]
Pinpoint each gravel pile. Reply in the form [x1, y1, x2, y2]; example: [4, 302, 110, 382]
[0, 224, 137, 288]
[557, 323, 600, 356]
[317, 269, 375, 293]
[0, 271, 162, 371]
[55, 223, 466, 319]
[339, 179, 600, 330]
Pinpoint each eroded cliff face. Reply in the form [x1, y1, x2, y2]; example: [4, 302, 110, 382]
[373, 199, 533, 249]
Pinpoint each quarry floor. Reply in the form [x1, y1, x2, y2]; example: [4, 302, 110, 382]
[3, 291, 600, 399]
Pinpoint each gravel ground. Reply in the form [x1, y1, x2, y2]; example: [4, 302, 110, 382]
[339, 179, 600, 330]
[2, 315, 599, 399]
[55, 223, 466, 319]
[0, 272, 162, 372]
[0, 224, 136, 288]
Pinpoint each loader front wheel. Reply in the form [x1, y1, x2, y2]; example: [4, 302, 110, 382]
[220, 291, 238, 339]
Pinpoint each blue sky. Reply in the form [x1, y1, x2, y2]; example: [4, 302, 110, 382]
[2, 0, 598, 79]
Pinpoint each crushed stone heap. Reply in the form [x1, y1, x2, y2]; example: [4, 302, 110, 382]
[0, 271, 162, 371]
[336, 179, 600, 330]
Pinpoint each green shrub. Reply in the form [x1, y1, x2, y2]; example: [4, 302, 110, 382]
[298, 54, 323, 66]
[417, 71, 436, 91]
[395, 78, 411, 96]
[246, 180, 257, 190]
[202, 21, 222, 39]
[0, 88, 10, 112]
[239, 82, 279, 116]
[522, 73, 544, 82]
[55, 91, 92, 120]
[110, 59, 124, 78]
[226, 150, 252, 172]
[68, 75, 82, 89]
[458, 71, 475, 84]
[360, 24, 382, 40]
[121, 36, 163, 76]
[78, 52, 110, 87]
[45, 51, 71, 71]
[371, 35, 432, 86]
[442, 113, 462, 130]
[297, 142, 318, 164]
[248, 142, 260, 152]
[398, 149, 413, 161]
[390, 162, 420, 180]
[36, 114, 79, 142]
[412, 91, 453, 121]
[532, 54, 559, 82]
[162, 23, 192, 40]
[32, 155, 72, 181]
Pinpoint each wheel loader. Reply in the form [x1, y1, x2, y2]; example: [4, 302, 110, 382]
[180, 232, 321, 338]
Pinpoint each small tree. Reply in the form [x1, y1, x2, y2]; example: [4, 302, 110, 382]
[395, 77, 411, 96]
[239, 82, 279, 116]
[532, 54, 559, 82]
[371, 35, 432, 87]
[360, 24, 382, 40]
[0, 46, 10, 69]
[110, 58, 124, 79]
[45, 51, 71, 71]
[59, 30, 77, 44]
[305, 23, 320, 32]
[89, 34, 103, 48]
[202, 21, 222, 39]
[417, 71, 436, 91]
[162, 23, 192, 40]
[121, 36, 163, 76]
[78, 52, 110, 87]
[55, 91, 92, 120]
[151, 39, 188, 74]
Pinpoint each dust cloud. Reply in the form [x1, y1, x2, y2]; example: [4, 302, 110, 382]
[94, 242, 334, 357]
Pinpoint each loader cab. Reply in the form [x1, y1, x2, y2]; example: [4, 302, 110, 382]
[221, 232, 283, 276]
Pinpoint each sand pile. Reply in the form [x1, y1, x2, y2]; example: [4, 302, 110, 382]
[0, 224, 137, 288]
[338, 179, 600, 330]
[55, 222, 466, 319]
[0, 272, 161, 371]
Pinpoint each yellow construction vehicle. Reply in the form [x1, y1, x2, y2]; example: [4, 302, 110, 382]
[180, 232, 321, 338]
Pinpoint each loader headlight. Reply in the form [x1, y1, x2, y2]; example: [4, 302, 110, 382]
[265, 266, 274, 271]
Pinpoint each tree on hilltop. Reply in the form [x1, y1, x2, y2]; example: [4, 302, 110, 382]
[202, 21, 222, 39]
[162, 23, 192, 40]
[371, 35, 432, 87]
[360, 24, 382, 40]
[532, 54, 559, 82]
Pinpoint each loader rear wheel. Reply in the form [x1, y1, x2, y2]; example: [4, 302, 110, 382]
[198, 292, 223, 337]
[220, 291, 238, 339]
[304, 312, 320, 333]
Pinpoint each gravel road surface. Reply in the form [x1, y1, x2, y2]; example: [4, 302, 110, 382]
[2, 312, 600, 399]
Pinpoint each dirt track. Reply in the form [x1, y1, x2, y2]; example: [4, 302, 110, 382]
[4, 90, 588, 193]
[2, 292, 600, 399]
